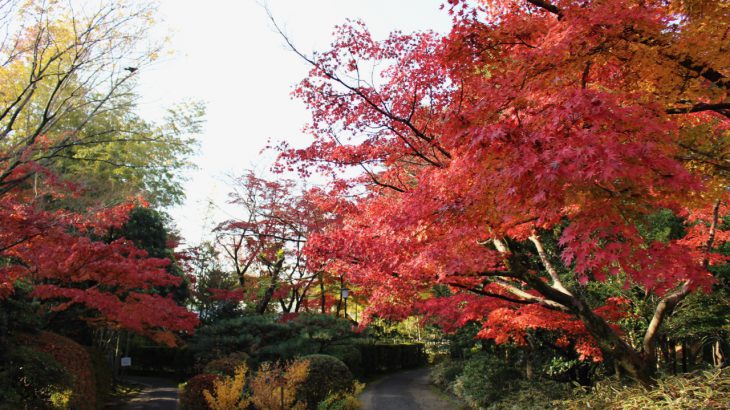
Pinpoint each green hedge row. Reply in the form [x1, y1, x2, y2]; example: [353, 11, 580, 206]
[358, 343, 427, 374]
[126, 346, 195, 378]
[128, 341, 426, 379]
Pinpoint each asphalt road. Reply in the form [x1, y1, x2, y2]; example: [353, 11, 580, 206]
[121, 376, 179, 410]
[359, 367, 462, 410]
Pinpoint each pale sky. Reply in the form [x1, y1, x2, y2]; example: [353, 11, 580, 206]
[136, 0, 452, 245]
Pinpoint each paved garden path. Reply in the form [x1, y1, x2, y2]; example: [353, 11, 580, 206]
[121, 376, 179, 410]
[360, 367, 463, 410]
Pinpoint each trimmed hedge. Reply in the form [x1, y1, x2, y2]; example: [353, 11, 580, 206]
[298, 354, 353, 409]
[323, 345, 363, 376]
[18, 331, 97, 410]
[0, 346, 72, 409]
[358, 343, 426, 374]
[203, 351, 250, 376]
[128, 345, 196, 377]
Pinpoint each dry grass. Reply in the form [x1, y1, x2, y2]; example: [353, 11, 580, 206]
[554, 368, 730, 410]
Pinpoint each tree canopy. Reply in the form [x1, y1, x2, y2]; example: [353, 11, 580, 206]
[277, 0, 729, 385]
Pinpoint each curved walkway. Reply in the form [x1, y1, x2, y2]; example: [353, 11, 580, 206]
[360, 367, 462, 410]
[121, 376, 179, 410]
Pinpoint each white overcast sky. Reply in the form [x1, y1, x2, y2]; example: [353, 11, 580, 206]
[135, 0, 452, 245]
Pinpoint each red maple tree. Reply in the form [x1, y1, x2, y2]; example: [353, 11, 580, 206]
[276, 0, 728, 385]
[213, 172, 334, 314]
[0, 179, 198, 345]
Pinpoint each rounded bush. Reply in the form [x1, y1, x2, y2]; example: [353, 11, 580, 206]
[430, 359, 464, 390]
[298, 354, 353, 409]
[453, 353, 522, 407]
[17, 331, 96, 410]
[180, 374, 222, 410]
[1, 346, 73, 409]
[323, 345, 362, 376]
[203, 351, 250, 376]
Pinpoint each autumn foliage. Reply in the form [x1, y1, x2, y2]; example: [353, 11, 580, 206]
[199, 360, 310, 410]
[278, 0, 729, 385]
[0, 0, 199, 345]
[0, 194, 198, 345]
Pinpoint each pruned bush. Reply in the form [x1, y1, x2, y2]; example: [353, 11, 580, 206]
[452, 353, 522, 408]
[430, 359, 465, 390]
[17, 332, 96, 410]
[180, 374, 222, 410]
[250, 360, 309, 410]
[188, 314, 360, 368]
[203, 365, 250, 410]
[298, 355, 353, 409]
[358, 343, 426, 374]
[203, 352, 250, 376]
[323, 345, 363, 376]
[316, 381, 364, 410]
[0, 346, 73, 409]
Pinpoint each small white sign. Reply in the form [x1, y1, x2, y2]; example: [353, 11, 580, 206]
[120, 357, 132, 367]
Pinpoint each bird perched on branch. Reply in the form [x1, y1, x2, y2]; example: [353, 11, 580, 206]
[124, 66, 138, 73]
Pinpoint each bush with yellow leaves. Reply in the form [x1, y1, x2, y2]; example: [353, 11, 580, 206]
[203, 359, 310, 410]
[250, 360, 310, 410]
[203, 364, 251, 410]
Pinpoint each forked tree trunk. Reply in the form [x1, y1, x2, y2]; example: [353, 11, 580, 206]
[570, 296, 657, 387]
[255, 255, 285, 315]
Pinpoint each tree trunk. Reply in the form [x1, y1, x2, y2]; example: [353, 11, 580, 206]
[255, 255, 284, 315]
[713, 340, 725, 368]
[319, 272, 326, 314]
[571, 297, 657, 387]
[614, 359, 622, 379]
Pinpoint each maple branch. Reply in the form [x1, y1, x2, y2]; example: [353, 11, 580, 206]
[642, 281, 691, 359]
[267, 8, 452, 164]
[623, 29, 730, 91]
[525, 0, 563, 19]
[581, 61, 591, 89]
[703, 199, 722, 269]
[493, 279, 570, 312]
[528, 1, 729, 92]
[528, 234, 572, 296]
[492, 238, 573, 310]
[448, 282, 534, 305]
[675, 55, 730, 91]
[675, 143, 730, 172]
[666, 102, 730, 118]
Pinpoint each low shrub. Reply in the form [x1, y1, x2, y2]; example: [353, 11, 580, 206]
[250, 360, 310, 410]
[317, 381, 364, 410]
[554, 367, 730, 410]
[486, 379, 573, 410]
[0, 346, 72, 409]
[358, 343, 426, 374]
[129, 345, 192, 375]
[180, 374, 222, 410]
[298, 355, 353, 409]
[203, 352, 250, 376]
[451, 353, 522, 408]
[203, 365, 250, 410]
[323, 345, 363, 376]
[430, 359, 464, 390]
[17, 331, 96, 410]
